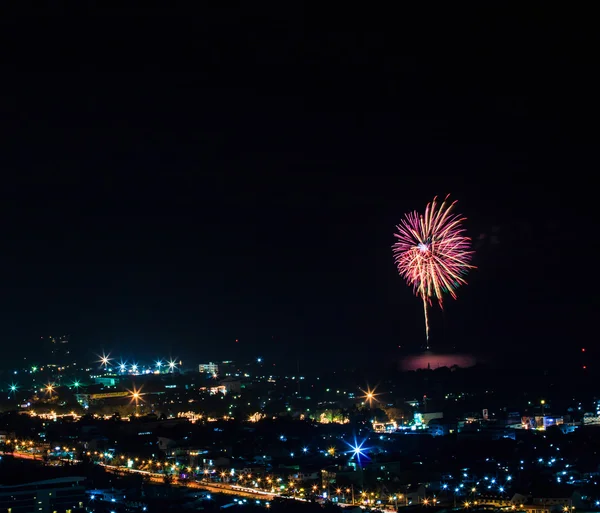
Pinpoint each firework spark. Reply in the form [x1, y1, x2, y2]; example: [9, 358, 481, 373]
[392, 195, 474, 346]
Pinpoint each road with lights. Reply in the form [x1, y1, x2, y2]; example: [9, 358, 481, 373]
[3, 451, 379, 508]
[101, 464, 277, 500]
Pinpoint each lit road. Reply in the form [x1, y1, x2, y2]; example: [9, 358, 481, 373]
[101, 464, 277, 500]
[3, 451, 371, 507]
[2, 451, 42, 461]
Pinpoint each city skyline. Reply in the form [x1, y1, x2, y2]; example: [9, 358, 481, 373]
[1, 6, 598, 513]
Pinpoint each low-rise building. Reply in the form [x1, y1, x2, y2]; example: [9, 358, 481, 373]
[0, 476, 86, 513]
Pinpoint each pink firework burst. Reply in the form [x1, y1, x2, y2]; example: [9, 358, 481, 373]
[392, 195, 475, 345]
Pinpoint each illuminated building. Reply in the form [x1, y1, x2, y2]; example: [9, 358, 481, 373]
[75, 391, 130, 408]
[93, 376, 117, 386]
[198, 362, 219, 375]
[372, 421, 398, 433]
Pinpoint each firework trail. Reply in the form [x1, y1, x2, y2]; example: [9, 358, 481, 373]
[392, 195, 475, 347]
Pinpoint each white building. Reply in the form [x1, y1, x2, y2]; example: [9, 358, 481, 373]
[199, 362, 219, 375]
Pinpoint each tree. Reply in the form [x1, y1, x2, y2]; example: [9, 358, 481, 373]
[383, 406, 405, 423]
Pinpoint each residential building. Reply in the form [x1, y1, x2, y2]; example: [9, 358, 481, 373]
[0, 476, 85, 513]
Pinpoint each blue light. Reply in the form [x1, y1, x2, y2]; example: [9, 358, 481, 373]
[344, 436, 370, 464]
[302, 446, 308, 453]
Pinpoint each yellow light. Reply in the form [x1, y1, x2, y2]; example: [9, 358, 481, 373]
[359, 385, 381, 406]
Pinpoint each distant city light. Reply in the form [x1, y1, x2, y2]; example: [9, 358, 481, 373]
[97, 352, 112, 368]
[359, 385, 381, 407]
[344, 436, 370, 464]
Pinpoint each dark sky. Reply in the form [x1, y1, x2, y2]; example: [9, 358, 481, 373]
[1, 7, 597, 369]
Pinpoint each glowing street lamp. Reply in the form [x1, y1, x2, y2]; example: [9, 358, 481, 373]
[118, 361, 127, 373]
[97, 352, 112, 369]
[8, 383, 18, 397]
[155, 359, 163, 371]
[128, 385, 143, 411]
[71, 380, 81, 390]
[168, 360, 177, 372]
[359, 385, 381, 407]
[45, 383, 55, 396]
[131, 363, 139, 374]
[344, 436, 370, 468]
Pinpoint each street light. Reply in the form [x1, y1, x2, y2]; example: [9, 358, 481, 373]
[8, 383, 18, 397]
[129, 385, 143, 413]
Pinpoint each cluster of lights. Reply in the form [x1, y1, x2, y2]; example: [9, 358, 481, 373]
[97, 352, 179, 374]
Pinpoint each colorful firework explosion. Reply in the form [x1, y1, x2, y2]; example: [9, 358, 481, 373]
[392, 195, 475, 346]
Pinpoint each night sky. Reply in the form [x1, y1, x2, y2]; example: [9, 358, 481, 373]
[1, 7, 596, 370]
